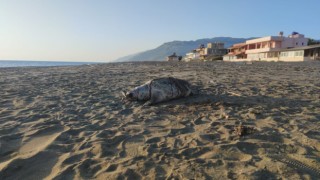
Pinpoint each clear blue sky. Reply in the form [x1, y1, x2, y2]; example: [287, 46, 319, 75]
[0, 0, 319, 62]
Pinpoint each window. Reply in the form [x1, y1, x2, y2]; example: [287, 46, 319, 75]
[288, 52, 295, 57]
[294, 51, 304, 57]
[281, 52, 291, 57]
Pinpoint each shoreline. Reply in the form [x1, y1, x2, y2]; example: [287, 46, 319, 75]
[0, 60, 106, 68]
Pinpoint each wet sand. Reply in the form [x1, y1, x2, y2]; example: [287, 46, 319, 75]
[0, 61, 320, 179]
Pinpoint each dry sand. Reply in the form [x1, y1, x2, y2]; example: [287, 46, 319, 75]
[0, 61, 320, 179]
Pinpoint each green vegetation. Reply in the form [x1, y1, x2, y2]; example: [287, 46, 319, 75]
[308, 38, 320, 45]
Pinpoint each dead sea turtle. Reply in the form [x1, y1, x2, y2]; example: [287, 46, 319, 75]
[122, 77, 193, 105]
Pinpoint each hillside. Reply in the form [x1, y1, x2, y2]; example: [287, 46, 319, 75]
[114, 37, 254, 62]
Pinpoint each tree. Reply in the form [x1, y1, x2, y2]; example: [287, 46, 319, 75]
[308, 38, 320, 45]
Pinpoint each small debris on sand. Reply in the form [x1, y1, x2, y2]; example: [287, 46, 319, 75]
[234, 123, 256, 137]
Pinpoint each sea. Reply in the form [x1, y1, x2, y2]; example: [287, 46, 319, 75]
[0, 60, 102, 68]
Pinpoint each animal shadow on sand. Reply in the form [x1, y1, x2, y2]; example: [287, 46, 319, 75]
[147, 92, 312, 110]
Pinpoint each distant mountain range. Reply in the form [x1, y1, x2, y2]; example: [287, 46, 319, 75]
[114, 37, 255, 62]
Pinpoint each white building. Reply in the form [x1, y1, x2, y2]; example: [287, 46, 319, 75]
[184, 51, 200, 61]
[185, 42, 227, 61]
[245, 32, 308, 61]
[224, 32, 313, 62]
[278, 44, 320, 61]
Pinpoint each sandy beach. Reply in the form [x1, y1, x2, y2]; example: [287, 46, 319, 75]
[0, 61, 320, 179]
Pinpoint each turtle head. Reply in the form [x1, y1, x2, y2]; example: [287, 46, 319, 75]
[122, 90, 137, 100]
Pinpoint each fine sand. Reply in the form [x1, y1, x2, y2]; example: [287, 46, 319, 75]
[0, 61, 320, 179]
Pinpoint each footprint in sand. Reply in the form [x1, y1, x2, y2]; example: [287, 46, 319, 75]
[18, 133, 60, 157]
[223, 151, 252, 162]
[200, 146, 252, 162]
[0, 126, 65, 170]
[0, 126, 66, 180]
[122, 135, 146, 158]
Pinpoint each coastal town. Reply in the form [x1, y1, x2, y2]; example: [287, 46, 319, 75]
[167, 32, 320, 62]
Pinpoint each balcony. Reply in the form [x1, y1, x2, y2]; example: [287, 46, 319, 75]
[246, 47, 281, 54]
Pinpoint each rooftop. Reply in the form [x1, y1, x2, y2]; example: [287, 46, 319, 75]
[229, 43, 246, 49]
[280, 44, 320, 51]
[246, 36, 283, 44]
